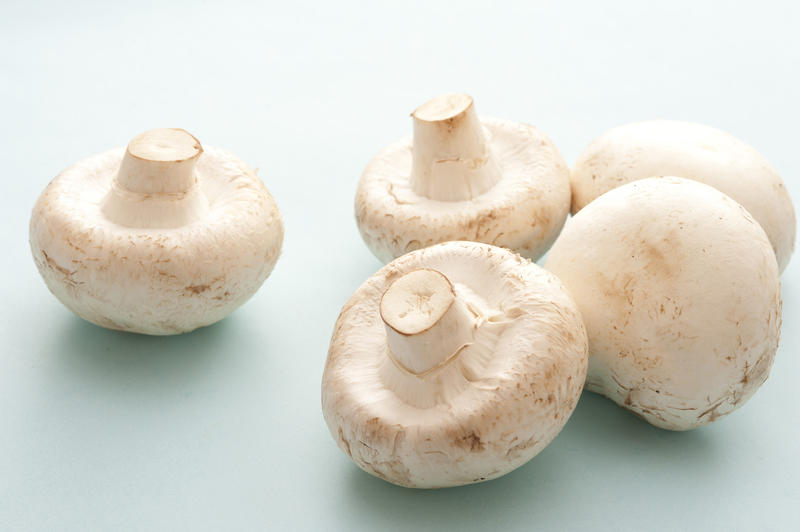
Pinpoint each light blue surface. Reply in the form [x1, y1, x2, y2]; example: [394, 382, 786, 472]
[1, 1, 798, 530]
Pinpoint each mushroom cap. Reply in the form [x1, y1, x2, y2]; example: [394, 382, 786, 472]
[322, 241, 588, 488]
[29, 144, 283, 335]
[546, 177, 782, 430]
[571, 120, 796, 271]
[355, 118, 571, 263]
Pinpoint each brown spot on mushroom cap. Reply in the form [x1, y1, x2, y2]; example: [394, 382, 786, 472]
[184, 284, 210, 294]
[451, 430, 485, 452]
[40, 250, 77, 283]
[337, 427, 352, 458]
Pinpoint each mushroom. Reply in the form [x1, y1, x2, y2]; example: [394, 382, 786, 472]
[571, 120, 796, 271]
[322, 241, 587, 488]
[355, 93, 571, 263]
[546, 177, 782, 430]
[29, 128, 284, 335]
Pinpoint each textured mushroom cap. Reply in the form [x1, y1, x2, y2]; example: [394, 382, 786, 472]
[322, 242, 587, 488]
[571, 120, 796, 271]
[29, 145, 283, 335]
[355, 119, 571, 263]
[546, 177, 782, 430]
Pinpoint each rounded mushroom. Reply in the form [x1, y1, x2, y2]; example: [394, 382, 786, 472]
[571, 120, 796, 271]
[546, 177, 782, 430]
[355, 93, 571, 263]
[322, 241, 587, 488]
[29, 128, 284, 335]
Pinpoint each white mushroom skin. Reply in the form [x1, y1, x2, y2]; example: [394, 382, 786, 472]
[29, 128, 283, 335]
[322, 242, 587, 488]
[355, 94, 571, 263]
[546, 177, 782, 430]
[571, 120, 796, 271]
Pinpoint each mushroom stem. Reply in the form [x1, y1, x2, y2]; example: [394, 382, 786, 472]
[380, 269, 475, 375]
[101, 128, 210, 228]
[410, 94, 502, 201]
[116, 128, 203, 194]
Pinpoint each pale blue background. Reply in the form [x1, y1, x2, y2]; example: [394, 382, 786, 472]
[1, 1, 798, 530]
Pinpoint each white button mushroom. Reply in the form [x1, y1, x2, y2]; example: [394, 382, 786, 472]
[29, 128, 284, 335]
[355, 94, 571, 263]
[571, 120, 796, 271]
[546, 177, 782, 431]
[322, 241, 587, 488]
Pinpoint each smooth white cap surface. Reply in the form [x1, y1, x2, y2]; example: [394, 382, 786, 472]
[571, 120, 796, 271]
[547, 177, 782, 430]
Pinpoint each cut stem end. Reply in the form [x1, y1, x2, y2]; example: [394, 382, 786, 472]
[117, 128, 203, 194]
[380, 269, 475, 375]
